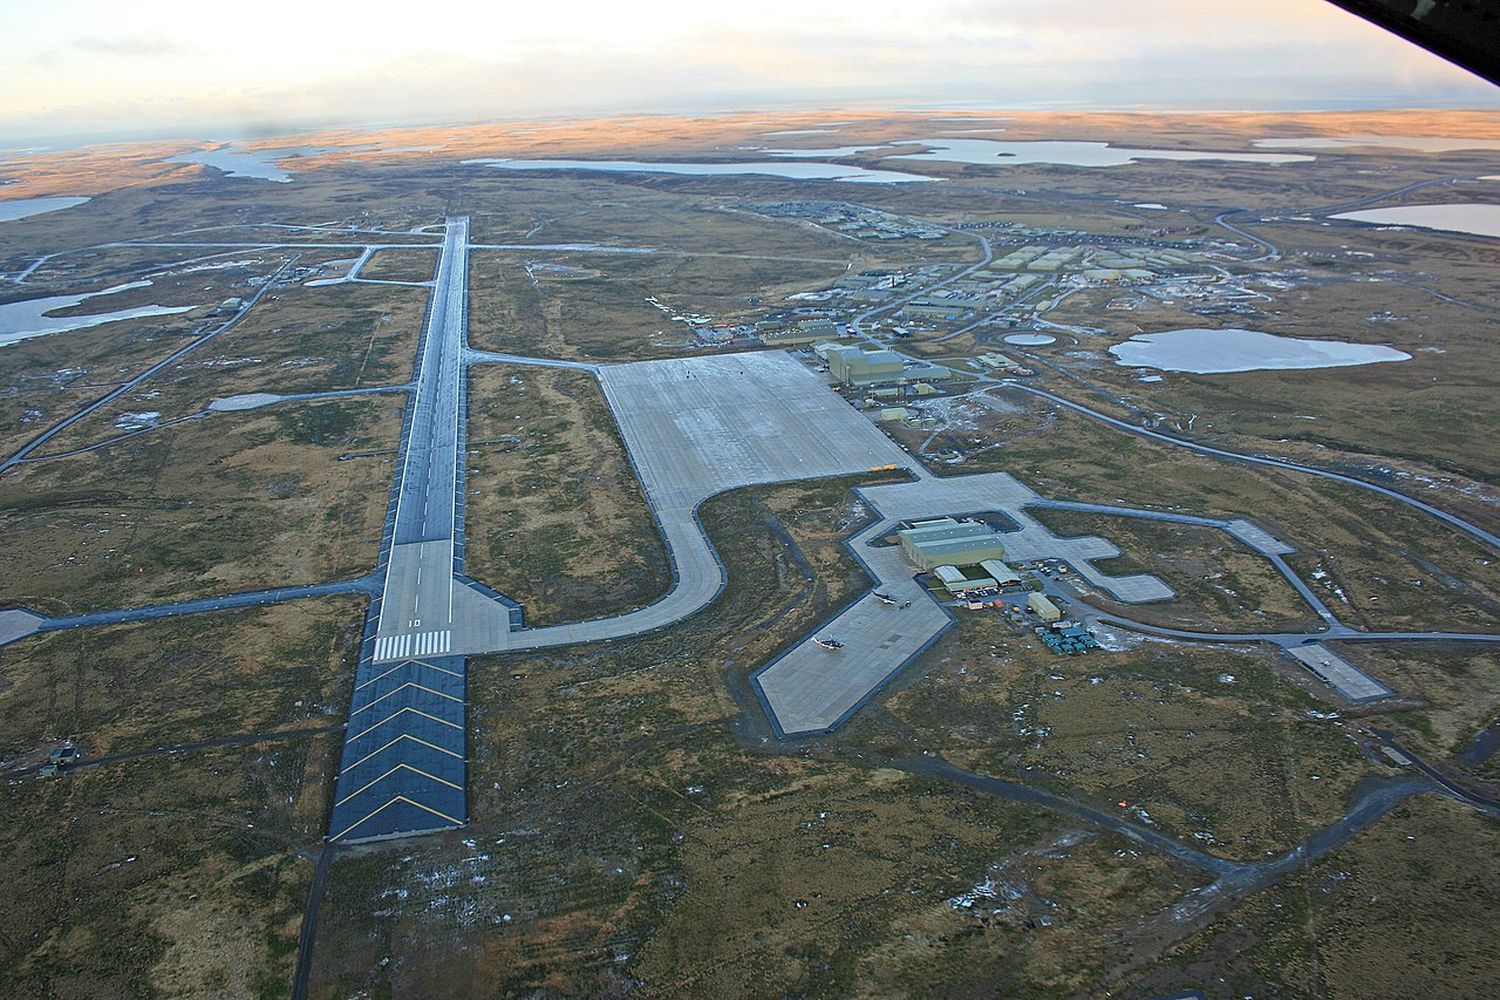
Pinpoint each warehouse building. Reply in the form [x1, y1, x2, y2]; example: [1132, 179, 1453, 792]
[979, 558, 1022, 589]
[826, 345, 906, 386]
[898, 517, 1007, 571]
[1028, 592, 1062, 622]
[934, 564, 997, 596]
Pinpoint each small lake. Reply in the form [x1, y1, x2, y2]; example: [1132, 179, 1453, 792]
[1003, 333, 1056, 346]
[0, 281, 193, 347]
[1330, 204, 1500, 239]
[751, 138, 1311, 167]
[1255, 135, 1500, 153]
[0, 196, 91, 222]
[463, 157, 935, 184]
[1109, 328, 1410, 374]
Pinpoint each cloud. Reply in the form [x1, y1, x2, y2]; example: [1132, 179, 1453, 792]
[73, 36, 190, 58]
[3, 0, 1496, 141]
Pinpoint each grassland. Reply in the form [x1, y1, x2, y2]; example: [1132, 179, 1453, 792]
[358, 247, 437, 282]
[0, 397, 399, 613]
[1122, 796, 1500, 999]
[1029, 508, 1325, 632]
[464, 363, 667, 624]
[0, 596, 362, 998]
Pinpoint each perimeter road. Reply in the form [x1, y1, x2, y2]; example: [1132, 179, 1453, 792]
[0, 256, 296, 476]
[1002, 382, 1500, 552]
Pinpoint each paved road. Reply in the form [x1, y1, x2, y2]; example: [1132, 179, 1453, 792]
[1213, 210, 1279, 261]
[895, 754, 1435, 887]
[464, 348, 601, 372]
[1082, 606, 1500, 648]
[849, 232, 993, 342]
[1027, 498, 1339, 624]
[0, 257, 296, 476]
[1003, 382, 1500, 552]
[30, 575, 380, 634]
[1372, 730, 1500, 817]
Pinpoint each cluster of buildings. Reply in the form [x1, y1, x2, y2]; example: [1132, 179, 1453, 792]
[893, 516, 1097, 653]
[740, 201, 946, 240]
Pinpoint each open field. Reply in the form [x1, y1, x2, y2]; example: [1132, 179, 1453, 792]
[359, 246, 437, 282]
[0, 397, 399, 612]
[33, 280, 425, 455]
[464, 363, 668, 624]
[1338, 644, 1500, 758]
[467, 249, 860, 361]
[863, 608, 1383, 862]
[0, 595, 363, 761]
[0, 596, 361, 998]
[1121, 796, 1500, 999]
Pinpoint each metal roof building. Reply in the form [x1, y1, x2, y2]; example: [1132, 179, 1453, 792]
[979, 558, 1022, 586]
[898, 517, 1007, 571]
[934, 564, 998, 595]
[1028, 592, 1062, 622]
[826, 345, 906, 386]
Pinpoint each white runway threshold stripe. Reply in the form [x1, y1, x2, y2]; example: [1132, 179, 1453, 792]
[374, 630, 452, 662]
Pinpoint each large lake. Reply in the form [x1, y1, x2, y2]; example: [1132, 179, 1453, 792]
[1109, 328, 1410, 374]
[0, 196, 91, 222]
[1256, 135, 1500, 153]
[462, 157, 935, 184]
[760, 138, 1312, 167]
[169, 147, 294, 182]
[1331, 204, 1500, 239]
[0, 281, 193, 347]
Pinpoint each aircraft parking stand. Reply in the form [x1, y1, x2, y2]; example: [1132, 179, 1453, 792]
[754, 472, 1176, 737]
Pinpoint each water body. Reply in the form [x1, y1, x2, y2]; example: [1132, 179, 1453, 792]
[463, 157, 935, 184]
[1255, 135, 1500, 153]
[747, 138, 1311, 168]
[763, 145, 886, 159]
[1133, 202, 1167, 210]
[1331, 204, 1500, 239]
[1004, 333, 1056, 346]
[884, 138, 1313, 167]
[169, 147, 293, 182]
[1109, 328, 1410, 374]
[0, 281, 193, 347]
[0, 195, 90, 222]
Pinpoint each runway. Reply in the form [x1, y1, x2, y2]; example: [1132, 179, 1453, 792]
[327, 217, 473, 844]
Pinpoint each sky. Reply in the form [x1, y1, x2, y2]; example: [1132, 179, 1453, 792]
[3, 0, 1497, 142]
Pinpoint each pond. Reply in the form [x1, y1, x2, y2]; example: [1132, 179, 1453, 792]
[1330, 204, 1500, 239]
[0, 196, 90, 222]
[1108, 328, 1410, 374]
[0, 281, 193, 347]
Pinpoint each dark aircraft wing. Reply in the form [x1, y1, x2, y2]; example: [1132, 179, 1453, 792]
[1325, 0, 1500, 87]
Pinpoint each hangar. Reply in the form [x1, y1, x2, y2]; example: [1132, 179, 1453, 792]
[898, 517, 1007, 570]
